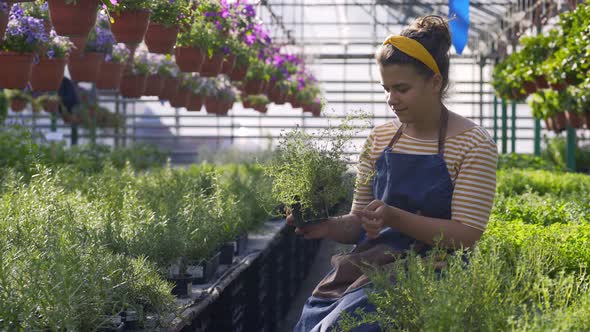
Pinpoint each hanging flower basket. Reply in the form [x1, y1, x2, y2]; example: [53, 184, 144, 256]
[269, 86, 287, 104]
[535, 75, 549, 89]
[144, 74, 164, 96]
[30, 57, 67, 92]
[0, 52, 34, 89]
[110, 9, 151, 45]
[68, 52, 103, 82]
[205, 98, 222, 114]
[169, 87, 190, 108]
[199, 53, 224, 77]
[10, 98, 28, 112]
[42, 98, 60, 113]
[144, 23, 178, 54]
[523, 81, 537, 95]
[549, 81, 568, 91]
[220, 54, 236, 75]
[120, 73, 148, 99]
[229, 63, 248, 81]
[241, 79, 264, 95]
[551, 112, 567, 132]
[96, 61, 124, 90]
[159, 77, 179, 101]
[0, 10, 8, 41]
[253, 104, 268, 114]
[565, 111, 584, 129]
[47, 0, 99, 41]
[186, 93, 204, 112]
[174, 47, 204, 72]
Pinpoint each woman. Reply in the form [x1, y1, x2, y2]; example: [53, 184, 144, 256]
[288, 15, 498, 331]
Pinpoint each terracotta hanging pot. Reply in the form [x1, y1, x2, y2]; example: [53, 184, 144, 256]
[253, 104, 268, 114]
[120, 73, 148, 99]
[10, 98, 28, 112]
[290, 94, 302, 108]
[544, 117, 554, 131]
[110, 9, 151, 45]
[220, 53, 236, 75]
[144, 23, 178, 54]
[159, 77, 179, 101]
[229, 62, 248, 81]
[144, 74, 164, 96]
[175, 46, 204, 72]
[565, 111, 584, 129]
[0, 52, 34, 89]
[535, 75, 549, 89]
[169, 87, 190, 108]
[68, 52, 103, 82]
[42, 98, 60, 113]
[242, 79, 264, 95]
[199, 53, 224, 77]
[205, 98, 222, 114]
[549, 81, 568, 91]
[30, 57, 67, 92]
[552, 112, 567, 132]
[47, 0, 98, 40]
[269, 86, 287, 104]
[584, 111, 590, 129]
[186, 93, 204, 112]
[96, 61, 124, 90]
[523, 81, 537, 95]
[0, 10, 8, 41]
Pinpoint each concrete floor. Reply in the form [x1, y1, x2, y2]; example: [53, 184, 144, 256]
[278, 239, 353, 332]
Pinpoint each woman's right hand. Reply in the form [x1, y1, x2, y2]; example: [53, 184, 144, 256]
[286, 214, 330, 239]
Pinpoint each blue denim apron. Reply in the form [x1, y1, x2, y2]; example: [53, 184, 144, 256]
[294, 108, 453, 332]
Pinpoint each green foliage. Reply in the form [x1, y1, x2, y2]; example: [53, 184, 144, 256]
[262, 114, 368, 225]
[339, 166, 590, 331]
[149, 0, 190, 27]
[497, 153, 563, 171]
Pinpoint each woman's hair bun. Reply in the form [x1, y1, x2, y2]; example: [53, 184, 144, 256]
[402, 15, 452, 55]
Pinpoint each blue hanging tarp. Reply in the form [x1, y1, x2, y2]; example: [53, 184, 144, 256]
[449, 0, 470, 54]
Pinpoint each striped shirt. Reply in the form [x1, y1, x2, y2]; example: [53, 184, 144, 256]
[352, 121, 498, 232]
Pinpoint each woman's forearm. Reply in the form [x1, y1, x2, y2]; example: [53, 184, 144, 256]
[387, 208, 483, 249]
[325, 213, 364, 244]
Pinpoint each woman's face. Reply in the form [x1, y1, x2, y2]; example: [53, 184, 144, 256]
[379, 64, 442, 124]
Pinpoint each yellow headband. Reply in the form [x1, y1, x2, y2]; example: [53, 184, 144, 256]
[382, 35, 441, 75]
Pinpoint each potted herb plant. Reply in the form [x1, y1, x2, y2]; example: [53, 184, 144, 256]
[96, 42, 129, 90]
[0, 8, 44, 89]
[262, 121, 355, 227]
[34, 93, 62, 113]
[30, 31, 73, 92]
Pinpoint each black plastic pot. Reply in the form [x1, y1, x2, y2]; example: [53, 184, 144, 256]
[235, 233, 249, 256]
[220, 242, 235, 264]
[193, 251, 220, 284]
[168, 273, 193, 297]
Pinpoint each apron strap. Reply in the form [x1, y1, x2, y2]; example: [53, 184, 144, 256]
[387, 106, 449, 157]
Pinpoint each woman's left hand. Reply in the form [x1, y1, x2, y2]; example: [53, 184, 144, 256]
[357, 200, 394, 239]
